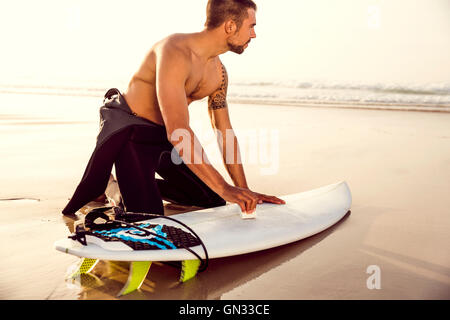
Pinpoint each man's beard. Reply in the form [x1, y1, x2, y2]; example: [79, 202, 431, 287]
[227, 40, 247, 54]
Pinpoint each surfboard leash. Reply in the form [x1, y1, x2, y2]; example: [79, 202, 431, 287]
[70, 206, 209, 272]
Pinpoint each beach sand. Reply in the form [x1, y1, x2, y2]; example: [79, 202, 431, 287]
[0, 93, 449, 299]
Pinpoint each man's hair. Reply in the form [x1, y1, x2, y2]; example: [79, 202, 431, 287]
[205, 0, 257, 31]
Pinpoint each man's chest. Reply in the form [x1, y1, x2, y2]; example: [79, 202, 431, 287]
[185, 60, 222, 102]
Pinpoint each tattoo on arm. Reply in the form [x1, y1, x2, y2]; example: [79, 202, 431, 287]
[208, 62, 228, 110]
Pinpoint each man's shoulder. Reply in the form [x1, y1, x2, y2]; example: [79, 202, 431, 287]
[155, 34, 191, 61]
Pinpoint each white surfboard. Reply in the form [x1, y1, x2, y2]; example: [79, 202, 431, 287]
[55, 181, 351, 295]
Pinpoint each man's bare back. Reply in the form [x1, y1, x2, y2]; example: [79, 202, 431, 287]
[123, 33, 225, 126]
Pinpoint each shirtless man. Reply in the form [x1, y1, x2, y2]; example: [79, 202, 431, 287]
[120, 0, 285, 214]
[62, 0, 285, 216]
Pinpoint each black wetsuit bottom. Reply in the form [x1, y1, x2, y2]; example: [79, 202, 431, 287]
[111, 93, 225, 214]
[61, 88, 225, 215]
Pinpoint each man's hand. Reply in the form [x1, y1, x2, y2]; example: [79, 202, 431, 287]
[220, 184, 285, 214]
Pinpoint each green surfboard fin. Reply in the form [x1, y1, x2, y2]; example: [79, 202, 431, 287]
[180, 259, 201, 283]
[68, 258, 98, 279]
[118, 261, 152, 296]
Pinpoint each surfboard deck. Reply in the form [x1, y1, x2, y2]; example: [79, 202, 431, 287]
[55, 181, 352, 295]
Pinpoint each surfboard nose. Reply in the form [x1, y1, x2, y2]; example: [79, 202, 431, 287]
[338, 181, 352, 211]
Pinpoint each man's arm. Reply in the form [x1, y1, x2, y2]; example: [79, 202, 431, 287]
[208, 62, 249, 189]
[156, 45, 284, 213]
[155, 44, 228, 194]
[208, 61, 286, 209]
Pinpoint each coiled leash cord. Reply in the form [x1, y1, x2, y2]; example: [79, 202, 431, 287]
[75, 206, 209, 272]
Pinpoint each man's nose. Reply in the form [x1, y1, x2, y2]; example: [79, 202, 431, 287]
[251, 30, 256, 39]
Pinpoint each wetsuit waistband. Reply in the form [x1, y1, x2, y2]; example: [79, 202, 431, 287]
[103, 88, 165, 128]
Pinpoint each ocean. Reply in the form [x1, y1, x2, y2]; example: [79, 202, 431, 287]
[1, 78, 449, 115]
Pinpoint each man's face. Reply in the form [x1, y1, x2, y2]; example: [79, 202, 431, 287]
[227, 8, 257, 54]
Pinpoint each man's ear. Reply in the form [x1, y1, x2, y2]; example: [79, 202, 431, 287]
[224, 20, 237, 35]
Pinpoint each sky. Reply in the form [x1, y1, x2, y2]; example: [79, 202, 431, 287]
[0, 0, 449, 86]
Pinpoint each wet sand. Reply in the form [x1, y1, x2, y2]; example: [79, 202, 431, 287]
[0, 93, 449, 299]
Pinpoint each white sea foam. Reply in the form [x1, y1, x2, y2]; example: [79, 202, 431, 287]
[227, 80, 450, 107]
[1, 78, 449, 111]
